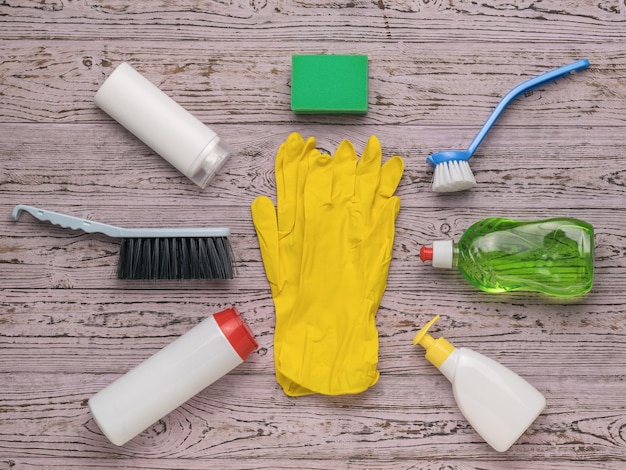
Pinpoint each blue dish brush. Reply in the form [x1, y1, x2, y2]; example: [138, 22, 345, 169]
[12, 205, 234, 280]
[428, 59, 590, 193]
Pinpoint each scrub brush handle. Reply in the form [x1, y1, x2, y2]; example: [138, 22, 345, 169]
[12, 205, 125, 237]
[466, 59, 590, 157]
[12, 205, 230, 238]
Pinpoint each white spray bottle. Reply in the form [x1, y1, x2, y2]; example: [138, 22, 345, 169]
[413, 315, 546, 452]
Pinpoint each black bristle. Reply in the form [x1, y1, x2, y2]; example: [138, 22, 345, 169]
[116, 237, 234, 280]
[180, 238, 191, 279]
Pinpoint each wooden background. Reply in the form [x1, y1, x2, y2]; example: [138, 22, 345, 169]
[1, 1, 626, 468]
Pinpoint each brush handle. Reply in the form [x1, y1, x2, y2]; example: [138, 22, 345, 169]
[465, 59, 590, 158]
[12, 205, 230, 238]
[12, 205, 126, 237]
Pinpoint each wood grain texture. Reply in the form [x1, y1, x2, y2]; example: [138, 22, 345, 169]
[2, 0, 626, 468]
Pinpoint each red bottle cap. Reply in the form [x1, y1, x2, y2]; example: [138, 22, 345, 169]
[214, 307, 258, 360]
[420, 245, 433, 262]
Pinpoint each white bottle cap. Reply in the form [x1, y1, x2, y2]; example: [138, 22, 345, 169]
[432, 240, 454, 268]
[94, 62, 230, 188]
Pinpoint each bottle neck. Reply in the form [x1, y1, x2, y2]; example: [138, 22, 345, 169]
[420, 240, 461, 269]
[451, 242, 460, 268]
[438, 348, 459, 382]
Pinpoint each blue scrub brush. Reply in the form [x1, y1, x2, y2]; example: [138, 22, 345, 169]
[428, 59, 590, 193]
[12, 205, 234, 280]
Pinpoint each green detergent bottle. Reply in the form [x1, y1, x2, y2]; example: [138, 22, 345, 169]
[419, 217, 594, 297]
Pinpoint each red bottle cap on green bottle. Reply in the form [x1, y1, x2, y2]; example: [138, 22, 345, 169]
[420, 246, 433, 262]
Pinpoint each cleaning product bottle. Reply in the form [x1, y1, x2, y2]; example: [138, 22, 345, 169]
[413, 315, 546, 452]
[89, 307, 258, 446]
[95, 62, 230, 188]
[419, 217, 594, 297]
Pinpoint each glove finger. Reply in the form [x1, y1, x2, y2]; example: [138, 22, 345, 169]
[305, 148, 333, 207]
[363, 196, 401, 298]
[354, 135, 383, 208]
[281, 134, 316, 197]
[251, 196, 280, 291]
[331, 139, 358, 201]
[370, 155, 404, 216]
[276, 133, 315, 234]
[378, 155, 405, 198]
[275, 133, 301, 206]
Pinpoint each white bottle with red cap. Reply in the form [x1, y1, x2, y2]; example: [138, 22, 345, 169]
[88, 307, 257, 446]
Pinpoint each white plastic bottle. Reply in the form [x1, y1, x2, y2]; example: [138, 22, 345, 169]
[94, 62, 230, 188]
[413, 315, 546, 452]
[89, 307, 257, 446]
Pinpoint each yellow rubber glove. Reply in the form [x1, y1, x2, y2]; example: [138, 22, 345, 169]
[252, 133, 404, 396]
[251, 133, 316, 396]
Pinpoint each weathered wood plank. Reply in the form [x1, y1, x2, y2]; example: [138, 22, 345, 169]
[0, 41, 622, 125]
[1, 290, 624, 378]
[1, 123, 625, 207]
[0, 0, 624, 43]
[2, 371, 626, 462]
[1, 202, 625, 290]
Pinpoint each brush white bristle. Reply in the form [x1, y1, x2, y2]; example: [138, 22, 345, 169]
[432, 160, 477, 193]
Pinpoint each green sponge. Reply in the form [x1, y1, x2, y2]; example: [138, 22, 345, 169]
[291, 55, 368, 114]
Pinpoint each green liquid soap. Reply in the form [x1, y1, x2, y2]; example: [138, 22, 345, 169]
[420, 217, 594, 297]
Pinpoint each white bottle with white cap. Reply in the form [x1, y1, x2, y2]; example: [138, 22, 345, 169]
[94, 62, 230, 188]
[89, 307, 257, 446]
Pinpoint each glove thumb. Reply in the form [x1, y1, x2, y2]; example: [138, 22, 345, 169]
[251, 196, 280, 291]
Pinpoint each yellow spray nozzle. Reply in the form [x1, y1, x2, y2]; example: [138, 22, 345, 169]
[413, 314, 455, 368]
